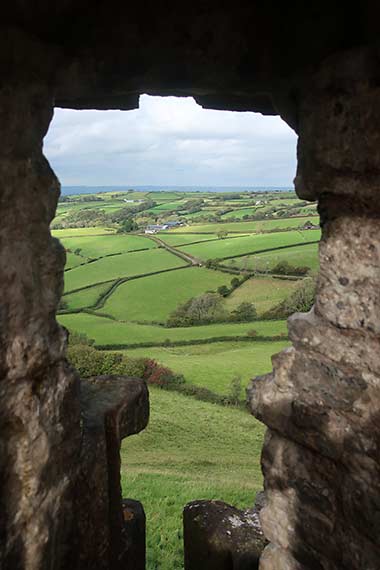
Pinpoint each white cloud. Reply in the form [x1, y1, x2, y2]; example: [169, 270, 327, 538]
[44, 95, 297, 187]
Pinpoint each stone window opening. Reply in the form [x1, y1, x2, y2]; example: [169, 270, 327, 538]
[3, 36, 378, 567]
[43, 96, 318, 569]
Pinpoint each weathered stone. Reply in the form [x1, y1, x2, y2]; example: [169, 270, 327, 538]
[1, 6, 380, 570]
[295, 48, 380, 201]
[289, 309, 380, 378]
[248, 49, 380, 570]
[183, 500, 267, 570]
[121, 499, 146, 570]
[0, 85, 81, 570]
[76, 375, 149, 569]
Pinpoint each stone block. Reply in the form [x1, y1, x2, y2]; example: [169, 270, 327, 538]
[183, 499, 267, 570]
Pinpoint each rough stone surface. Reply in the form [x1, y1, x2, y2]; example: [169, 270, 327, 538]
[76, 375, 149, 569]
[121, 499, 146, 570]
[183, 499, 267, 570]
[248, 49, 380, 570]
[1, 5, 380, 570]
[0, 84, 81, 570]
[0, 77, 150, 569]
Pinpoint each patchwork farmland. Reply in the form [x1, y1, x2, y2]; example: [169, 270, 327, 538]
[54, 187, 319, 569]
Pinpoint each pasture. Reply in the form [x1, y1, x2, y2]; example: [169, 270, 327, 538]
[64, 249, 187, 292]
[173, 216, 319, 234]
[52, 226, 116, 238]
[102, 267, 232, 323]
[158, 233, 220, 246]
[180, 229, 321, 260]
[65, 251, 87, 270]
[225, 241, 319, 272]
[62, 282, 114, 311]
[121, 387, 265, 570]
[225, 277, 299, 315]
[61, 233, 155, 258]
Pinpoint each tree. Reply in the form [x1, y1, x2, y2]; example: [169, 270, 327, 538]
[118, 217, 138, 233]
[226, 375, 243, 406]
[167, 293, 228, 327]
[217, 230, 228, 239]
[231, 302, 257, 322]
[230, 277, 240, 289]
[217, 285, 230, 297]
[263, 277, 316, 319]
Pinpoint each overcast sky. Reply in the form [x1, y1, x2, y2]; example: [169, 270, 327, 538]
[44, 95, 297, 187]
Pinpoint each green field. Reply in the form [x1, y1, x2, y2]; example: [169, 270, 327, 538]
[225, 277, 299, 315]
[122, 388, 265, 570]
[221, 207, 258, 219]
[62, 282, 114, 311]
[181, 229, 320, 260]
[158, 233, 221, 246]
[102, 267, 232, 323]
[59, 312, 287, 346]
[64, 249, 187, 292]
[52, 226, 116, 238]
[52, 190, 322, 569]
[125, 339, 288, 394]
[61, 234, 156, 258]
[226, 242, 319, 272]
[174, 216, 319, 234]
[147, 202, 183, 213]
[65, 251, 87, 270]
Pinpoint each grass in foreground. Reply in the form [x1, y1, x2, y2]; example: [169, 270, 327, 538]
[58, 313, 287, 346]
[102, 267, 232, 323]
[122, 387, 265, 570]
[124, 339, 288, 394]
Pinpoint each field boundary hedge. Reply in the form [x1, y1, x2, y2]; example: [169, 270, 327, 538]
[95, 333, 288, 350]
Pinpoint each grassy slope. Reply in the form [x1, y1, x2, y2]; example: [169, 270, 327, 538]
[226, 242, 319, 272]
[58, 313, 287, 345]
[125, 339, 288, 394]
[181, 229, 321, 260]
[121, 387, 265, 570]
[102, 267, 233, 323]
[61, 234, 156, 258]
[64, 249, 187, 292]
[225, 277, 299, 315]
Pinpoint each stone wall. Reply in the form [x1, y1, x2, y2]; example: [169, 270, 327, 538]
[1, 4, 380, 568]
[0, 83, 149, 570]
[249, 48, 380, 570]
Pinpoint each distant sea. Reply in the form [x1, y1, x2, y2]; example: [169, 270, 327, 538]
[61, 185, 294, 196]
